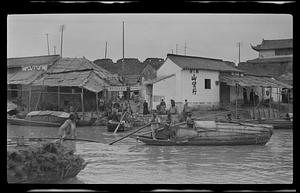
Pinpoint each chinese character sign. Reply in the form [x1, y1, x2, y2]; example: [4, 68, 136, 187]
[191, 73, 197, 95]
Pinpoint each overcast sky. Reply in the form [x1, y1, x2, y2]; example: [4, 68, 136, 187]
[7, 14, 292, 64]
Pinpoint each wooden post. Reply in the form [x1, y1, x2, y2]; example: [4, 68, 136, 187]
[277, 88, 280, 115]
[261, 87, 264, 104]
[81, 87, 84, 119]
[96, 92, 99, 119]
[28, 86, 32, 112]
[269, 87, 272, 113]
[235, 83, 238, 119]
[58, 86, 60, 111]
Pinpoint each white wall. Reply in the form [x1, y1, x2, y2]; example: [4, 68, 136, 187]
[152, 75, 176, 110]
[157, 58, 181, 77]
[259, 50, 275, 58]
[179, 69, 220, 106]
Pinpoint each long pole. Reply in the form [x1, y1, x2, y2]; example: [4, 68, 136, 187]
[96, 92, 99, 119]
[54, 46, 56, 55]
[176, 44, 178, 54]
[235, 84, 238, 119]
[105, 41, 107, 59]
[238, 42, 240, 64]
[122, 21, 125, 86]
[277, 88, 280, 117]
[184, 41, 187, 55]
[81, 87, 84, 119]
[46, 33, 50, 55]
[60, 25, 64, 57]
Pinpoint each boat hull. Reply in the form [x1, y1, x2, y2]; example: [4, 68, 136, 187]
[244, 119, 292, 129]
[136, 121, 273, 146]
[7, 117, 60, 127]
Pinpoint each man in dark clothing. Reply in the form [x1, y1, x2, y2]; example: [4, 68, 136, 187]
[243, 88, 248, 105]
[249, 89, 255, 106]
[143, 100, 149, 115]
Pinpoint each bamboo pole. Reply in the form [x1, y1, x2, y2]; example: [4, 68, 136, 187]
[277, 88, 280, 116]
[28, 87, 32, 112]
[81, 87, 84, 119]
[96, 92, 99, 119]
[235, 83, 238, 119]
[58, 86, 60, 111]
[269, 87, 272, 112]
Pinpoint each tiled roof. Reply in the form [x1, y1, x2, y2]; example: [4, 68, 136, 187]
[7, 55, 60, 68]
[143, 58, 164, 70]
[251, 38, 293, 51]
[246, 56, 293, 64]
[94, 58, 147, 75]
[237, 61, 291, 78]
[167, 54, 241, 72]
[276, 72, 293, 86]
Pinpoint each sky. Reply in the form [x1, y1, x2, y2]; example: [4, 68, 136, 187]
[7, 14, 293, 64]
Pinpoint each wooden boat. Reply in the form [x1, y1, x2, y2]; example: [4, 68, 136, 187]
[7, 117, 61, 127]
[107, 120, 126, 132]
[243, 119, 292, 129]
[7, 140, 87, 183]
[136, 120, 273, 146]
[7, 110, 69, 127]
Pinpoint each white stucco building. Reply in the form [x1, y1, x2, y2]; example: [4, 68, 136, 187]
[144, 54, 242, 111]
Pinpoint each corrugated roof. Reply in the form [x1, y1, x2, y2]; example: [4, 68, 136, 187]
[220, 74, 292, 88]
[167, 54, 241, 72]
[251, 39, 293, 51]
[7, 55, 60, 68]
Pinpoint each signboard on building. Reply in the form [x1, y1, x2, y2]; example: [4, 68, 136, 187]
[107, 86, 127, 91]
[130, 86, 141, 91]
[22, 64, 48, 72]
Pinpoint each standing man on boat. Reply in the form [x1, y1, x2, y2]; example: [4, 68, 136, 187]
[183, 99, 189, 121]
[143, 100, 149, 115]
[58, 113, 77, 153]
[150, 112, 161, 140]
[169, 99, 178, 123]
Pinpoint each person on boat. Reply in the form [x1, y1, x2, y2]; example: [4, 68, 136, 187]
[58, 113, 77, 153]
[186, 112, 194, 128]
[159, 99, 166, 114]
[169, 99, 178, 123]
[150, 112, 161, 140]
[182, 99, 189, 121]
[143, 100, 149, 115]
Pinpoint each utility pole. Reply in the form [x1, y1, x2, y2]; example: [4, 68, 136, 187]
[176, 44, 178, 54]
[184, 41, 187, 56]
[236, 42, 242, 64]
[122, 21, 125, 86]
[105, 41, 108, 59]
[59, 25, 65, 57]
[46, 33, 50, 55]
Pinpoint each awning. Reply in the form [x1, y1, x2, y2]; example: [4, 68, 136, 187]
[220, 74, 292, 89]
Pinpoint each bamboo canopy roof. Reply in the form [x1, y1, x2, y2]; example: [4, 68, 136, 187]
[219, 74, 292, 89]
[31, 57, 122, 92]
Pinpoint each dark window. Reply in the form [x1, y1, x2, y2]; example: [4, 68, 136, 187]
[196, 69, 199, 73]
[10, 85, 18, 98]
[190, 69, 193, 73]
[205, 79, 211, 89]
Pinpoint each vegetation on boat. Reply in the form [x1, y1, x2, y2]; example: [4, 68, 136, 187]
[7, 140, 87, 183]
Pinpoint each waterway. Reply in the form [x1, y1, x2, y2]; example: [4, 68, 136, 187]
[7, 125, 293, 184]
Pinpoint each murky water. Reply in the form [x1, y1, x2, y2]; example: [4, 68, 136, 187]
[7, 124, 293, 184]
